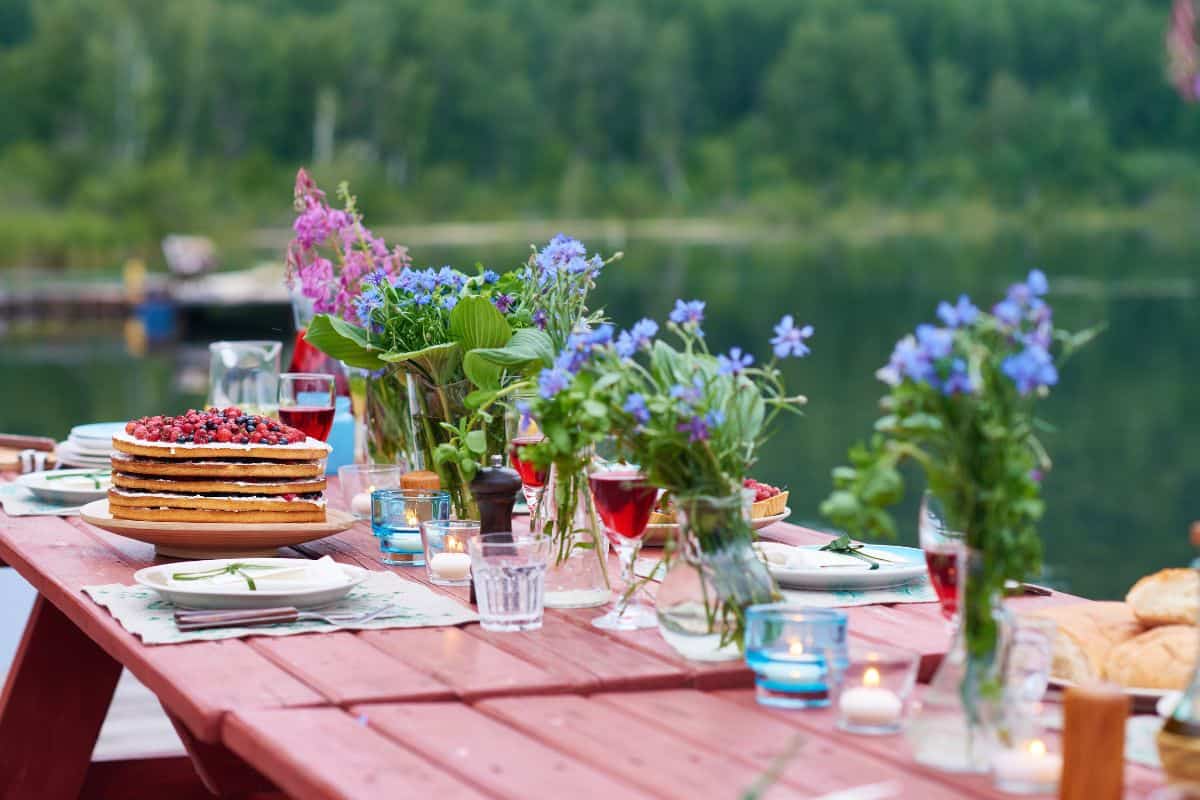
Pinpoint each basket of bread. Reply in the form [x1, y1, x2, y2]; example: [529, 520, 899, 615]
[1029, 568, 1198, 699]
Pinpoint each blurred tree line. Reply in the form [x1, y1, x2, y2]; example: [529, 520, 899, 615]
[0, 0, 1196, 267]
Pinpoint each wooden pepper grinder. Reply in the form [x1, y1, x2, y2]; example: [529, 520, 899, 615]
[1059, 684, 1128, 800]
[467, 455, 521, 605]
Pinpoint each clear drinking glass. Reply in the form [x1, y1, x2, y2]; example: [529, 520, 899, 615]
[588, 468, 658, 630]
[278, 372, 336, 442]
[338, 464, 403, 519]
[834, 644, 919, 735]
[919, 490, 965, 622]
[421, 520, 479, 586]
[469, 533, 551, 632]
[207, 341, 282, 417]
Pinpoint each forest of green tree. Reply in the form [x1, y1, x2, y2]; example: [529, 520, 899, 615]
[0, 0, 1197, 267]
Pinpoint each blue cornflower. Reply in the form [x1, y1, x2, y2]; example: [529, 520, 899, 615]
[669, 375, 705, 408]
[588, 254, 604, 277]
[717, 347, 754, 376]
[437, 266, 465, 291]
[516, 399, 533, 431]
[915, 324, 953, 360]
[677, 414, 711, 443]
[878, 334, 934, 386]
[992, 299, 1023, 328]
[583, 324, 614, 348]
[354, 287, 383, 327]
[623, 393, 650, 425]
[1024, 320, 1053, 350]
[537, 366, 573, 399]
[441, 295, 459, 311]
[1026, 269, 1048, 296]
[393, 269, 417, 292]
[363, 269, 389, 288]
[617, 318, 658, 357]
[415, 269, 438, 293]
[669, 299, 706, 334]
[481, 269, 499, 285]
[537, 234, 586, 273]
[566, 256, 591, 275]
[492, 293, 515, 313]
[941, 358, 976, 396]
[1002, 345, 1058, 395]
[532, 309, 548, 330]
[936, 295, 979, 329]
[615, 331, 637, 359]
[771, 315, 814, 358]
[413, 292, 432, 306]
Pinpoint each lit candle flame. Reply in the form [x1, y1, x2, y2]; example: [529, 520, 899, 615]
[405, 508, 420, 528]
[366, 484, 375, 494]
[1028, 739, 1046, 758]
[446, 536, 464, 554]
[788, 640, 804, 657]
[863, 666, 881, 688]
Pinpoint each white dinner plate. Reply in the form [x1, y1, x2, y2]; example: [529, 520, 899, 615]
[55, 441, 112, 468]
[69, 422, 126, 445]
[134, 557, 369, 609]
[17, 468, 112, 505]
[758, 542, 928, 590]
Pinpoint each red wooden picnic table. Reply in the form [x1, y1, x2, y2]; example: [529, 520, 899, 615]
[0, 475, 1169, 799]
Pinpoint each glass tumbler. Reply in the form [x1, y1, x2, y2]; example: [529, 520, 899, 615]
[744, 605, 849, 709]
[469, 533, 550, 632]
[421, 520, 480, 586]
[371, 489, 451, 567]
[208, 341, 282, 417]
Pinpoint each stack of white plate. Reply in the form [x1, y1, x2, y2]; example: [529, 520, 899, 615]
[56, 422, 125, 468]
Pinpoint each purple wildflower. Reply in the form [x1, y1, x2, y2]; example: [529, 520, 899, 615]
[532, 309, 548, 330]
[936, 295, 979, 328]
[623, 393, 650, 425]
[941, 358, 975, 396]
[363, 269, 389, 288]
[353, 287, 383, 327]
[481, 269, 499, 285]
[915, 324, 954, 360]
[492, 293, 515, 313]
[669, 299, 706, 334]
[771, 315, 814, 358]
[441, 295, 459, 311]
[717, 347, 754, 375]
[677, 414, 711, 443]
[993, 299, 1023, 328]
[669, 375, 705, 408]
[1026, 269, 1048, 296]
[537, 234, 587, 274]
[615, 318, 658, 358]
[1002, 345, 1058, 395]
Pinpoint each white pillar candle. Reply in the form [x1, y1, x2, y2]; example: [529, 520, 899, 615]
[351, 491, 373, 517]
[430, 552, 471, 581]
[992, 739, 1062, 789]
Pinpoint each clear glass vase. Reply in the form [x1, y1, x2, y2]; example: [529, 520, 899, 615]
[906, 547, 1005, 773]
[655, 493, 781, 662]
[533, 462, 610, 609]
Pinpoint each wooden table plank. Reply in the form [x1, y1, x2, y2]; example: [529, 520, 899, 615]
[225, 707, 489, 800]
[0, 512, 325, 741]
[596, 689, 971, 798]
[350, 702, 659, 800]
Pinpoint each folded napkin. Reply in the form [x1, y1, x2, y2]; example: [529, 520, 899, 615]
[166, 555, 348, 591]
[0, 482, 85, 517]
[83, 570, 477, 644]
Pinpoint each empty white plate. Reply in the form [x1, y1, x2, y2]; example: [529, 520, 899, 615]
[757, 542, 928, 590]
[18, 468, 112, 505]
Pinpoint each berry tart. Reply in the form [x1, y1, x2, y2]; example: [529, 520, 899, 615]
[744, 478, 788, 519]
[108, 408, 330, 523]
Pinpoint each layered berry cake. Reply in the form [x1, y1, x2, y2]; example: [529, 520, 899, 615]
[108, 407, 331, 523]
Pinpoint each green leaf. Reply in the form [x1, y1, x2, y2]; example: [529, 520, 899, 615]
[450, 296, 511, 352]
[463, 352, 503, 391]
[464, 388, 498, 410]
[304, 314, 386, 370]
[465, 429, 487, 455]
[380, 342, 462, 384]
[469, 328, 556, 371]
[583, 400, 607, 418]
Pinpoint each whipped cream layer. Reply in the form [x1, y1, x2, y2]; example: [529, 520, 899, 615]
[110, 487, 326, 507]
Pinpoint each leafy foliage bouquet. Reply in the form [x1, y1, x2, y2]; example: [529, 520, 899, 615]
[520, 299, 813, 644]
[821, 270, 1096, 687]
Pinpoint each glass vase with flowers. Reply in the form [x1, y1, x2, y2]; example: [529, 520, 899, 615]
[821, 269, 1098, 772]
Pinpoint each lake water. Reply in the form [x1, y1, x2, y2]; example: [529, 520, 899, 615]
[3, 228, 1197, 600]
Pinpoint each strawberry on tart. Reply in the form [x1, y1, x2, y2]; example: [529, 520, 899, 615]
[108, 407, 331, 523]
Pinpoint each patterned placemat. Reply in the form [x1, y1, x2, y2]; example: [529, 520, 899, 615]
[83, 570, 477, 644]
[0, 482, 86, 516]
[635, 556, 938, 608]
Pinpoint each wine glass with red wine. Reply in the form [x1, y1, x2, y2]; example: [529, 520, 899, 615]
[588, 468, 659, 630]
[278, 373, 336, 441]
[919, 490, 964, 624]
[506, 396, 548, 530]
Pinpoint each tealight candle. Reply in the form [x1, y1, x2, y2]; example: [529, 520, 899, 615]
[992, 739, 1062, 795]
[838, 667, 903, 728]
[351, 490, 373, 518]
[430, 552, 471, 582]
[371, 489, 450, 567]
[744, 606, 849, 709]
[339, 465, 402, 520]
[835, 646, 918, 735]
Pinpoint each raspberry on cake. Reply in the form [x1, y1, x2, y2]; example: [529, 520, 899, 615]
[744, 478, 788, 518]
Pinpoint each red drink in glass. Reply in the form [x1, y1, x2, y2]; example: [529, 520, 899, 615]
[278, 405, 335, 441]
[924, 545, 960, 620]
[289, 330, 349, 396]
[509, 435, 548, 488]
[589, 470, 658, 543]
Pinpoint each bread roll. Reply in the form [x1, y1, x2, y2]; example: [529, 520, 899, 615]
[1027, 602, 1143, 684]
[1103, 624, 1198, 690]
[1125, 568, 1199, 627]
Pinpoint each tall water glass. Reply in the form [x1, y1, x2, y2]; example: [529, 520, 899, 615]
[208, 341, 282, 417]
[469, 533, 550, 632]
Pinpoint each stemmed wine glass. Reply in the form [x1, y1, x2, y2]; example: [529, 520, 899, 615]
[919, 490, 965, 625]
[589, 466, 659, 630]
[278, 372, 336, 441]
[505, 398, 547, 530]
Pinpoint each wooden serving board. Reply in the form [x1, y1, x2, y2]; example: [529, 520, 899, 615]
[78, 500, 356, 559]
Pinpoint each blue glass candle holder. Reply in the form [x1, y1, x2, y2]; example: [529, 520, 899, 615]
[370, 489, 450, 566]
[744, 605, 849, 709]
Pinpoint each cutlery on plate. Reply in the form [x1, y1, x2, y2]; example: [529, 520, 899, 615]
[174, 604, 399, 631]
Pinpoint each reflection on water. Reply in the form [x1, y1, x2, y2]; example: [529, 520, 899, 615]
[2, 231, 1197, 600]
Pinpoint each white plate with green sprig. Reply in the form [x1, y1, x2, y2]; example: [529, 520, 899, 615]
[18, 468, 112, 505]
[756, 541, 928, 590]
[134, 556, 369, 609]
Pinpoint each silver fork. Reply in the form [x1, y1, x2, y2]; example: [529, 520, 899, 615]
[174, 604, 399, 631]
